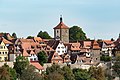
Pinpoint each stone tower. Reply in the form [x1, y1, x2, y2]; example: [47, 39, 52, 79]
[53, 16, 69, 43]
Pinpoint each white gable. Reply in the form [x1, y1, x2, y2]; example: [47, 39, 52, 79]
[56, 42, 67, 55]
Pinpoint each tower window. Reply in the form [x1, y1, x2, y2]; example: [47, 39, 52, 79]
[65, 30, 67, 33]
[57, 30, 59, 33]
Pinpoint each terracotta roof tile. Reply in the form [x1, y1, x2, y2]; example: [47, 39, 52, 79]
[3, 38, 13, 44]
[54, 22, 69, 29]
[30, 62, 44, 70]
[70, 42, 81, 51]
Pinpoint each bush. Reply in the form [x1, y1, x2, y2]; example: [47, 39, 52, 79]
[100, 55, 111, 62]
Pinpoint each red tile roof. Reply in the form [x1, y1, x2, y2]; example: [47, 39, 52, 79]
[30, 62, 44, 70]
[103, 40, 114, 45]
[70, 42, 81, 51]
[92, 40, 100, 49]
[3, 38, 13, 44]
[54, 22, 69, 29]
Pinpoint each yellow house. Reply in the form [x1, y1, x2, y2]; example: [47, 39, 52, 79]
[0, 41, 8, 61]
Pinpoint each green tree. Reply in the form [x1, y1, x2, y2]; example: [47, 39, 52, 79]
[46, 64, 63, 75]
[62, 66, 75, 80]
[37, 31, 52, 39]
[73, 68, 91, 80]
[113, 56, 120, 77]
[100, 55, 112, 62]
[20, 65, 44, 80]
[37, 51, 47, 66]
[69, 26, 87, 41]
[12, 32, 17, 39]
[14, 56, 29, 77]
[47, 71, 64, 80]
[0, 63, 17, 80]
[0, 66, 10, 80]
[27, 36, 34, 39]
[89, 66, 106, 80]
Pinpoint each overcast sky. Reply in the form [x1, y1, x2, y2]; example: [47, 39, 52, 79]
[0, 0, 120, 40]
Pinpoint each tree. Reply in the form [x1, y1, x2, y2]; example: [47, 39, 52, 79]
[46, 64, 63, 75]
[37, 31, 52, 39]
[0, 63, 17, 80]
[27, 36, 34, 39]
[12, 32, 17, 39]
[47, 71, 64, 80]
[20, 65, 44, 80]
[37, 51, 47, 66]
[0, 66, 10, 80]
[62, 66, 75, 80]
[14, 56, 29, 77]
[113, 56, 120, 77]
[100, 55, 111, 62]
[73, 68, 91, 80]
[89, 66, 106, 80]
[69, 26, 87, 41]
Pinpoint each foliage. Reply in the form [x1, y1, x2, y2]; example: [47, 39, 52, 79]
[89, 66, 106, 80]
[113, 56, 120, 77]
[14, 56, 29, 77]
[20, 65, 44, 80]
[100, 55, 111, 62]
[12, 32, 17, 39]
[37, 31, 52, 39]
[69, 26, 87, 41]
[0, 63, 17, 80]
[0, 66, 10, 80]
[27, 36, 34, 39]
[62, 66, 75, 80]
[46, 64, 63, 75]
[37, 51, 47, 66]
[47, 71, 64, 80]
[73, 68, 91, 80]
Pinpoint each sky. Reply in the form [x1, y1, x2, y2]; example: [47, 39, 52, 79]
[0, 0, 120, 40]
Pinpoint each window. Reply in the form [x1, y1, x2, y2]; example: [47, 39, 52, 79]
[4, 57, 7, 61]
[34, 58, 36, 61]
[65, 30, 67, 33]
[57, 30, 59, 33]
[57, 51, 60, 53]
[30, 58, 33, 61]
[54, 55, 58, 58]
[62, 51, 64, 53]
[0, 52, 1, 54]
[0, 46, 3, 49]
[58, 47, 60, 49]
[3, 52, 4, 54]
[61, 47, 64, 49]
[4, 46, 5, 49]
[0, 57, 1, 60]
[5, 52, 7, 54]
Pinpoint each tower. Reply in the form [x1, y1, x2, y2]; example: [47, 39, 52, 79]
[53, 16, 69, 43]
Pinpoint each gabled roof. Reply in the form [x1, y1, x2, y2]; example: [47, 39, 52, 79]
[23, 50, 29, 57]
[51, 52, 63, 60]
[30, 62, 44, 70]
[92, 40, 100, 49]
[3, 38, 13, 44]
[70, 42, 81, 51]
[47, 40, 60, 50]
[103, 40, 114, 45]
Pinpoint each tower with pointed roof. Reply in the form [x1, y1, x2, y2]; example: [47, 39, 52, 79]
[53, 16, 69, 43]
